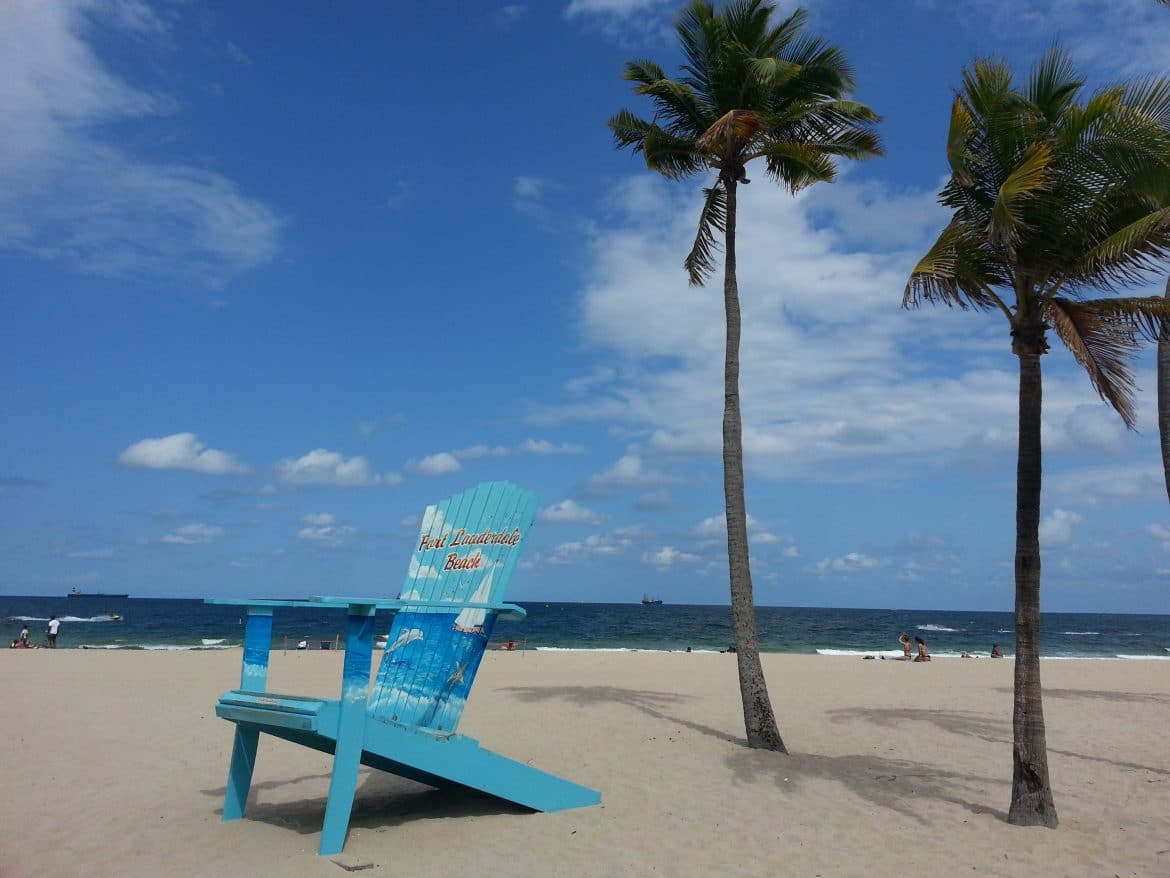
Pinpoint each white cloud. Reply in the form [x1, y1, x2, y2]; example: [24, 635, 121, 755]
[453, 444, 509, 459]
[536, 530, 637, 564]
[66, 548, 114, 559]
[802, 176, 950, 250]
[513, 176, 546, 211]
[539, 499, 601, 524]
[815, 552, 887, 572]
[534, 171, 1155, 486]
[119, 433, 246, 475]
[0, 0, 281, 282]
[408, 443, 516, 476]
[1039, 508, 1082, 547]
[278, 449, 396, 487]
[298, 512, 354, 546]
[162, 523, 225, 545]
[1048, 464, 1164, 505]
[411, 452, 461, 476]
[565, 0, 671, 18]
[644, 546, 700, 566]
[693, 513, 786, 547]
[1146, 522, 1170, 551]
[1062, 405, 1127, 455]
[590, 453, 677, 489]
[956, 0, 1170, 77]
[521, 438, 585, 455]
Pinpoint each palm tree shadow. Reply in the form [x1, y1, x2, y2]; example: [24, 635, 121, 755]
[724, 748, 1008, 825]
[502, 685, 1006, 823]
[500, 683, 741, 744]
[830, 706, 1170, 777]
[993, 687, 1170, 705]
[828, 706, 1007, 744]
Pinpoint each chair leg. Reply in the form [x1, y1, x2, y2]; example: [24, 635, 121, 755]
[318, 743, 362, 855]
[223, 725, 260, 820]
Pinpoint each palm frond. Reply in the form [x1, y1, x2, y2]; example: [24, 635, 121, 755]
[608, 109, 654, 151]
[697, 109, 765, 157]
[988, 141, 1052, 254]
[946, 96, 977, 187]
[1074, 295, 1170, 342]
[1024, 46, 1081, 121]
[685, 184, 728, 286]
[904, 220, 1007, 312]
[642, 125, 707, 179]
[1045, 297, 1141, 427]
[756, 141, 835, 191]
[1069, 206, 1170, 290]
[1122, 75, 1170, 129]
[634, 77, 713, 137]
[747, 56, 802, 90]
[623, 60, 667, 87]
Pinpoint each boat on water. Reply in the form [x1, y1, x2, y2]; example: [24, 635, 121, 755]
[641, 593, 663, 605]
[68, 588, 129, 598]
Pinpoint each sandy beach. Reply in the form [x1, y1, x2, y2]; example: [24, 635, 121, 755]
[2, 648, 1167, 878]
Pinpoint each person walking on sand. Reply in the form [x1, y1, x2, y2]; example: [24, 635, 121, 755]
[913, 636, 931, 662]
[897, 632, 912, 661]
[46, 615, 60, 648]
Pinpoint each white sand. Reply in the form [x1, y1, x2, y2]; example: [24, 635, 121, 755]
[2, 649, 1167, 877]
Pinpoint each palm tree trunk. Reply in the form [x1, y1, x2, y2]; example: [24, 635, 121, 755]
[1008, 335, 1058, 827]
[1158, 274, 1170, 503]
[721, 177, 785, 752]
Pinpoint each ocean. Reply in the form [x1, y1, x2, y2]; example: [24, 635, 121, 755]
[3, 595, 1168, 659]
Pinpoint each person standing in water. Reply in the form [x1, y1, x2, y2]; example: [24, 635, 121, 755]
[46, 615, 60, 648]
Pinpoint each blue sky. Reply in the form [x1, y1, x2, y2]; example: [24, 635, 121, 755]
[3, 0, 1170, 612]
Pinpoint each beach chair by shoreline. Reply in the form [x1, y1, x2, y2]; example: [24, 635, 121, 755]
[208, 481, 600, 855]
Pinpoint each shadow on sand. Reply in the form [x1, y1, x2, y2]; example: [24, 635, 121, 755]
[829, 705, 1170, 777]
[201, 763, 528, 840]
[502, 684, 1008, 825]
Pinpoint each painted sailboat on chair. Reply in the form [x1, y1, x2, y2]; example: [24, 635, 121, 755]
[368, 482, 536, 732]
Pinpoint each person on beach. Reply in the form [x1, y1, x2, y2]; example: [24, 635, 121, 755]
[913, 636, 931, 662]
[991, 644, 1003, 658]
[46, 616, 60, 648]
[897, 632, 912, 660]
[19, 624, 30, 646]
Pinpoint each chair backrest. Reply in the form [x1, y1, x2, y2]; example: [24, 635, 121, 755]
[367, 481, 537, 733]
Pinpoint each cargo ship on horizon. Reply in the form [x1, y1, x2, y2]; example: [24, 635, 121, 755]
[68, 588, 129, 598]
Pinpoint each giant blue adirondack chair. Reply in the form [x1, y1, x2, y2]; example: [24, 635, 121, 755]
[209, 481, 600, 855]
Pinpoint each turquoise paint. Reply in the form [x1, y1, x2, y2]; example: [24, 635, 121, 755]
[239, 609, 273, 691]
[371, 481, 537, 733]
[208, 482, 600, 856]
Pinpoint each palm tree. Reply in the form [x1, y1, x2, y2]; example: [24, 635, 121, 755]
[906, 49, 1170, 826]
[608, 0, 880, 750]
[1159, 276, 1170, 503]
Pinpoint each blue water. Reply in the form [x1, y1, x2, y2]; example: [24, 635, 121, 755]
[2, 595, 1168, 659]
